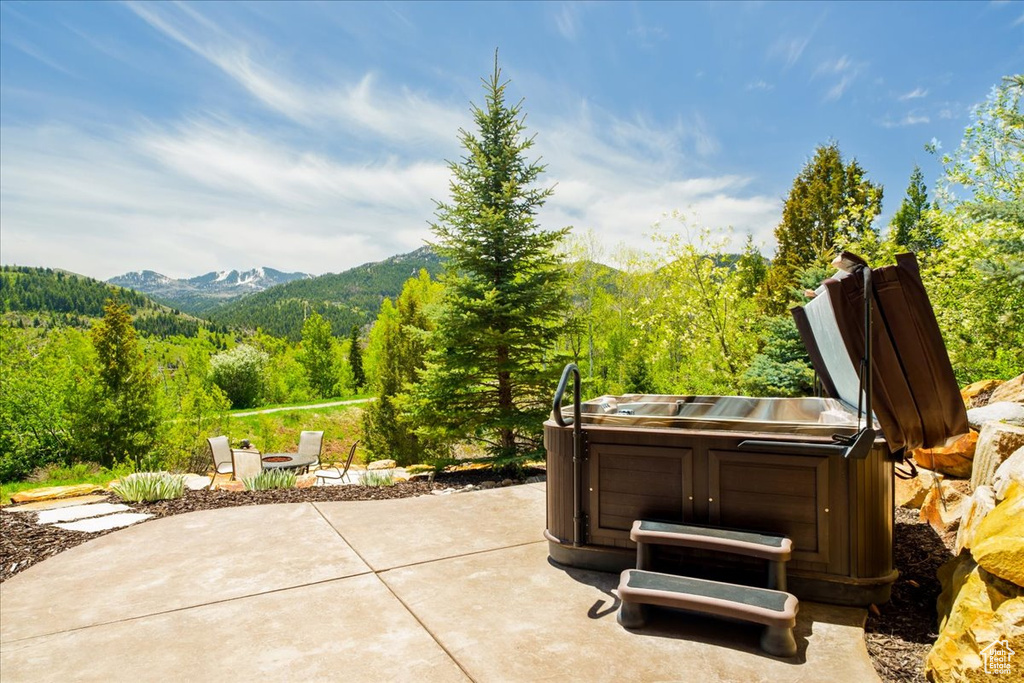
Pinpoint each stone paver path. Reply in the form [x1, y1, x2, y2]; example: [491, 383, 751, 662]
[9, 497, 153, 534]
[54, 512, 155, 533]
[36, 503, 132, 525]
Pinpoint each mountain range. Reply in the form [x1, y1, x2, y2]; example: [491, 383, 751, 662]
[108, 267, 311, 314]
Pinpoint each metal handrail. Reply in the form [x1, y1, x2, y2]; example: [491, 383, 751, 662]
[552, 363, 585, 546]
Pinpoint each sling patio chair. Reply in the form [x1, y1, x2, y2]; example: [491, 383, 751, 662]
[296, 430, 325, 474]
[314, 440, 359, 486]
[207, 436, 234, 489]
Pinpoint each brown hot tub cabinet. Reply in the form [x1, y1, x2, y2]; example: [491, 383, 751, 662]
[544, 253, 967, 607]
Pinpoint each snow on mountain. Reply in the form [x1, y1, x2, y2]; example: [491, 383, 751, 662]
[107, 267, 312, 314]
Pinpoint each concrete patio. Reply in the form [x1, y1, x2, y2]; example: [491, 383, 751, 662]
[0, 483, 880, 682]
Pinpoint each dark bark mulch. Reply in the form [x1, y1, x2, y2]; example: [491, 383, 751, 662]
[1, 468, 541, 584]
[864, 507, 955, 683]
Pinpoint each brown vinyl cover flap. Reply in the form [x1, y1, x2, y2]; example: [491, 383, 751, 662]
[791, 253, 967, 452]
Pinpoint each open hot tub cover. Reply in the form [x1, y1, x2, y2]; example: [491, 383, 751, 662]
[791, 252, 968, 453]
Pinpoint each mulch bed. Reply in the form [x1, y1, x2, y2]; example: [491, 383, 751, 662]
[864, 507, 955, 683]
[2, 474, 951, 682]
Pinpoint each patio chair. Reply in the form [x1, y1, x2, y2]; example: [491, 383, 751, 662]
[314, 440, 359, 486]
[297, 430, 325, 474]
[207, 436, 234, 489]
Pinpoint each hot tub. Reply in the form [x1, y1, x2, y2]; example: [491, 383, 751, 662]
[544, 253, 967, 607]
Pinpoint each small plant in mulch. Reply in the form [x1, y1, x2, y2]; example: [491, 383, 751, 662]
[243, 469, 296, 491]
[361, 470, 395, 487]
[110, 472, 186, 502]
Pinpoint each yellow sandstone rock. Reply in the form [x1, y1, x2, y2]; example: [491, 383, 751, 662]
[920, 479, 971, 538]
[971, 485, 1024, 587]
[367, 459, 397, 471]
[896, 467, 943, 509]
[925, 564, 1024, 683]
[960, 379, 1004, 408]
[10, 483, 104, 503]
[989, 373, 1024, 404]
[914, 431, 978, 479]
[954, 486, 996, 554]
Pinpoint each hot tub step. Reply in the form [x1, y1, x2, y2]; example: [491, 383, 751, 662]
[631, 519, 792, 589]
[616, 568, 799, 657]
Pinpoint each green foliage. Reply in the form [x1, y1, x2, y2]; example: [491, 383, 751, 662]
[735, 235, 769, 298]
[243, 468, 296, 491]
[0, 266, 150, 317]
[111, 472, 186, 502]
[75, 300, 160, 471]
[411, 57, 569, 460]
[761, 142, 883, 314]
[210, 344, 269, 409]
[741, 316, 815, 397]
[363, 271, 444, 465]
[888, 165, 942, 254]
[348, 325, 365, 390]
[360, 469, 395, 487]
[0, 327, 91, 481]
[207, 247, 443, 340]
[300, 311, 337, 398]
[921, 74, 1024, 383]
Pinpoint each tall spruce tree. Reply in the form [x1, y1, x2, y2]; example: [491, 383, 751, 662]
[889, 165, 940, 253]
[760, 142, 883, 314]
[348, 325, 365, 391]
[411, 56, 569, 460]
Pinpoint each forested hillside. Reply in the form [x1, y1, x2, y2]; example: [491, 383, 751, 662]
[0, 266, 228, 339]
[207, 246, 443, 340]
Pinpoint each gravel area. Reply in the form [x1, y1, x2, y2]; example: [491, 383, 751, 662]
[864, 507, 955, 683]
[1, 475, 950, 682]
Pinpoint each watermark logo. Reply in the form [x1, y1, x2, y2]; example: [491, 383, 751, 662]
[981, 638, 1016, 675]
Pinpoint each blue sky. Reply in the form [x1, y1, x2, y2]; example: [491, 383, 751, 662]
[1, 1, 1021, 280]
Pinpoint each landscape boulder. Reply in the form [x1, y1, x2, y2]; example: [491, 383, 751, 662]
[10, 483, 104, 504]
[960, 379, 1004, 408]
[895, 467, 943, 509]
[966, 402, 1024, 430]
[926, 558, 1024, 683]
[919, 479, 972, 538]
[295, 474, 316, 489]
[971, 483, 1024, 587]
[971, 422, 1024, 491]
[992, 447, 1024, 501]
[989, 373, 1024, 404]
[367, 459, 397, 471]
[913, 431, 977, 479]
[954, 486, 996, 554]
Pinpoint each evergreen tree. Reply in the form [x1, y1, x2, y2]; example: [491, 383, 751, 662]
[735, 235, 768, 298]
[348, 325, 365, 391]
[76, 299, 159, 470]
[889, 165, 941, 254]
[411, 56, 569, 460]
[300, 310, 336, 398]
[760, 142, 883, 314]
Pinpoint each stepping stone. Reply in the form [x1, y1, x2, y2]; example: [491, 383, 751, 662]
[4, 495, 110, 513]
[37, 503, 132, 525]
[54, 513, 153, 533]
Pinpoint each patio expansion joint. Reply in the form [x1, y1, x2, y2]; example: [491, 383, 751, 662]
[310, 502, 485, 683]
[0, 571, 375, 646]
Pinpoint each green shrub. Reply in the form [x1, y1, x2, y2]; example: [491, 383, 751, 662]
[111, 472, 186, 502]
[361, 469, 394, 487]
[210, 344, 269, 409]
[243, 468, 296, 491]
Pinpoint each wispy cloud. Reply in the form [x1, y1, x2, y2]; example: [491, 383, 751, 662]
[898, 87, 929, 101]
[553, 3, 582, 41]
[879, 113, 930, 128]
[813, 55, 866, 102]
[745, 80, 774, 92]
[769, 35, 811, 69]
